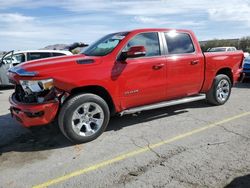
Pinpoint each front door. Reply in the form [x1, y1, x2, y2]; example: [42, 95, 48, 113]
[116, 32, 166, 109]
[0, 51, 14, 85]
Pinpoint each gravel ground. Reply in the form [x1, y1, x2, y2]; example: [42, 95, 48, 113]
[0, 82, 250, 188]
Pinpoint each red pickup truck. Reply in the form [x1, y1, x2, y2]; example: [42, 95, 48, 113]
[8, 28, 244, 143]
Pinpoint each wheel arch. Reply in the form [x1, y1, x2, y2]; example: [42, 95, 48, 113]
[216, 67, 233, 84]
[70, 85, 116, 116]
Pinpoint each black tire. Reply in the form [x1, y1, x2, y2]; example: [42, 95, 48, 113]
[58, 93, 110, 143]
[206, 74, 232, 105]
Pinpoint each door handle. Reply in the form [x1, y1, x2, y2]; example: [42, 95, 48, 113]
[190, 60, 199, 65]
[152, 63, 164, 70]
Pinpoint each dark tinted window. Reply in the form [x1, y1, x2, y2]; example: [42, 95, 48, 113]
[51, 53, 66, 57]
[124, 32, 160, 57]
[165, 33, 195, 54]
[27, 52, 51, 61]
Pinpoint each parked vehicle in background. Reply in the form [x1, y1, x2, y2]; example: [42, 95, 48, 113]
[8, 28, 244, 143]
[244, 52, 249, 58]
[243, 56, 250, 79]
[0, 50, 72, 86]
[208, 47, 237, 52]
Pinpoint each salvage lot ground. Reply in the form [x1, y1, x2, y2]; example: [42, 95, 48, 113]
[0, 82, 250, 188]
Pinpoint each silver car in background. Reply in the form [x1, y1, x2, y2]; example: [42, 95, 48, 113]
[208, 47, 237, 52]
[0, 50, 72, 86]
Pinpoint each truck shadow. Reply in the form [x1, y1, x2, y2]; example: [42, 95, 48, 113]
[0, 100, 211, 154]
[0, 85, 14, 90]
[224, 174, 250, 188]
[0, 114, 72, 154]
[107, 100, 211, 131]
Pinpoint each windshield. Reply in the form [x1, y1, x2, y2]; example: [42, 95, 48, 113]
[82, 32, 129, 56]
[209, 48, 227, 52]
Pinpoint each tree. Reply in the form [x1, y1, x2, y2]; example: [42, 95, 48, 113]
[71, 49, 80, 54]
[200, 37, 250, 53]
[239, 37, 250, 52]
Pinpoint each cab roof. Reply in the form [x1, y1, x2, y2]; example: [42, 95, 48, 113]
[129, 28, 193, 34]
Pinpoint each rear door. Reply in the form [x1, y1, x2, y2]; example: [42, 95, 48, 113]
[116, 32, 167, 109]
[163, 32, 204, 99]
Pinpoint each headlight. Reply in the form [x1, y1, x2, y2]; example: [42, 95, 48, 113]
[20, 79, 54, 93]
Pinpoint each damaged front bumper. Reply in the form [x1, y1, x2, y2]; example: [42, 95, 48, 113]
[9, 93, 59, 127]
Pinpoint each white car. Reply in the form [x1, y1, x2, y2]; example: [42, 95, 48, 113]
[244, 52, 249, 58]
[208, 47, 237, 52]
[0, 50, 72, 86]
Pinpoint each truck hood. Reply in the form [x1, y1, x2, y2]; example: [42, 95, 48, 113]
[9, 54, 102, 77]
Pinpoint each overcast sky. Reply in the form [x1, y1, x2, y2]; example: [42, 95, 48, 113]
[0, 0, 250, 51]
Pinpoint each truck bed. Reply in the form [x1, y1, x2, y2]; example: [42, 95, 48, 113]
[201, 51, 244, 92]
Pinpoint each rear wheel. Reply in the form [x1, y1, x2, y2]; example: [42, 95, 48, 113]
[58, 93, 110, 143]
[206, 74, 232, 105]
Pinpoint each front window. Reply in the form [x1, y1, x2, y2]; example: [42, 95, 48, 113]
[82, 32, 129, 56]
[3, 53, 25, 64]
[2, 56, 12, 64]
[123, 32, 161, 57]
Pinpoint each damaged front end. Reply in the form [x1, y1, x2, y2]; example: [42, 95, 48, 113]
[9, 77, 67, 127]
[16, 78, 56, 103]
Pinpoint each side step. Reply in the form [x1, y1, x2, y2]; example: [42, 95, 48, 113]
[119, 94, 206, 116]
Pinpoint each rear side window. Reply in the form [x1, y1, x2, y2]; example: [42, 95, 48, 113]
[165, 33, 195, 54]
[124, 32, 160, 57]
[51, 53, 66, 57]
[27, 52, 51, 61]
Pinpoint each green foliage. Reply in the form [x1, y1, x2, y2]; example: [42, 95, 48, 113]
[71, 49, 80, 54]
[200, 36, 250, 53]
[239, 37, 250, 52]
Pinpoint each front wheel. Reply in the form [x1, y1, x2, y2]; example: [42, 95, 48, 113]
[58, 93, 110, 143]
[206, 74, 232, 105]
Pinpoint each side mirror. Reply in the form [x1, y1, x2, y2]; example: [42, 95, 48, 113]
[120, 46, 146, 61]
[126, 46, 146, 58]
